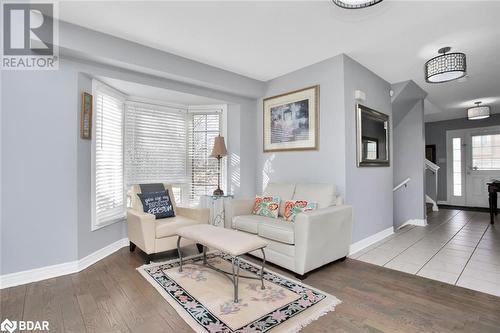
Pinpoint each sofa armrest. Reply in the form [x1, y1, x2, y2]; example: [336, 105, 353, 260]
[177, 207, 210, 224]
[225, 199, 254, 229]
[127, 209, 156, 254]
[294, 205, 353, 274]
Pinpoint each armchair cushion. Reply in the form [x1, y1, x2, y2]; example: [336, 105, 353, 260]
[155, 216, 201, 238]
[137, 190, 175, 219]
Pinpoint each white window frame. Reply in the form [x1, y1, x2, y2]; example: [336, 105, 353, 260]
[91, 80, 127, 231]
[186, 105, 227, 206]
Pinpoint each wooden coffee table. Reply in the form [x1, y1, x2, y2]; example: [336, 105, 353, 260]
[176, 224, 268, 303]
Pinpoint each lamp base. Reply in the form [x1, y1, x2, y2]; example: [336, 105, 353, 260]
[213, 188, 224, 196]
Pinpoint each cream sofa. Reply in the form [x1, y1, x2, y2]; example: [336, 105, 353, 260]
[226, 183, 352, 278]
[127, 183, 210, 263]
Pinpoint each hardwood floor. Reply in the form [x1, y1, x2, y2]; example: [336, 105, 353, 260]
[2, 244, 500, 332]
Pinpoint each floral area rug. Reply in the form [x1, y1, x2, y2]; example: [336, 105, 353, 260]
[137, 252, 341, 332]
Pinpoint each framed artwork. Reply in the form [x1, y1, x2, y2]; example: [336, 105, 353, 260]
[81, 92, 93, 139]
[263, 85, 319, 152]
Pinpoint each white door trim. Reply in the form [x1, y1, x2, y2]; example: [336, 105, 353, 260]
[446, 125, 500, 207]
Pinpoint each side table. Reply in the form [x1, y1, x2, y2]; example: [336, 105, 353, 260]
[200, 194, 234, 227]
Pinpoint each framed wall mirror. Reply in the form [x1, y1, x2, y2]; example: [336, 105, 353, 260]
[356, 104, 390, 167]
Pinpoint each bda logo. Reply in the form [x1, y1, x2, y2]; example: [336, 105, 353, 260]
[0, 319, 17, 333]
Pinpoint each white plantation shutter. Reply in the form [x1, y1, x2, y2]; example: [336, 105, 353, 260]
[92, 83, 125, 229]
[125, 102, 188, 185]
[188, 112, 222, 205]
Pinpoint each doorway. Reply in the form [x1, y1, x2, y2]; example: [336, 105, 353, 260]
[446, 125, 500, 207]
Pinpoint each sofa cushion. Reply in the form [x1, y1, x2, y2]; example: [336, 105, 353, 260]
[233, 214, 274, 234]
[155, 216, 200, 238]
[293, 184, 336, 209]
[258, 220, 295, 245]
[264, 183, 296, 216]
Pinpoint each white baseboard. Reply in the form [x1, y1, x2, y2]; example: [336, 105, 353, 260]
[0, 238, 129, 289]
[397, 219, 427, 230]
[349, 226, 394, 256]
[437, 200, 449, 205]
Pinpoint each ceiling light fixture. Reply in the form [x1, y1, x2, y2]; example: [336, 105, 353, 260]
[467, 101, 490, 120]
[425, 47, 466, 83]
[332, 0, 383, 9]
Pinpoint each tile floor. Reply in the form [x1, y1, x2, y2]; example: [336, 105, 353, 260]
[350, 208, 500, 297]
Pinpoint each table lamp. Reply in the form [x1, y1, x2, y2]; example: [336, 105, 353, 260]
[210, 135, 227, 196]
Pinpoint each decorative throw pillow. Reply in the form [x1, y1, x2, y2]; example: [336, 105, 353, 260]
[284, 200, 317, 222]
[252, 196, 280, 219]
[137, 190, 175, 219]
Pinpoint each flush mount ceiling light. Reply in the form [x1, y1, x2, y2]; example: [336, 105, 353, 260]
[425, 47, 467, 83]
[468, 101, 490, 120]
[332, 0, 383, 9]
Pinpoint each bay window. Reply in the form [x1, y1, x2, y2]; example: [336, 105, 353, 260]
[93, 78, 226, 229]
[92, 82, 126, 230]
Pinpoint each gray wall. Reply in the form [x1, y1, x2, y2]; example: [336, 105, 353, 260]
[393, 100, 426, 227]
[1, 64, 79, 274]
[343, 56, 393, 242]
[255, 54, 393, 243]
[425, 114, 500, 202]
[256, 55, 346, 196]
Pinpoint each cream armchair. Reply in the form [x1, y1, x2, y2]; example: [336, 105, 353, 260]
[225, 183, 352, 279]
[127, 183, 210, 263]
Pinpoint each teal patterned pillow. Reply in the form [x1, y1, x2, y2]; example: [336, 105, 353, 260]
[284, 200, 317, 222]
[252, 196, 281, 218]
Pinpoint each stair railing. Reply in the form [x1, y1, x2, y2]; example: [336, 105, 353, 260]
[393, 177, 411, 192]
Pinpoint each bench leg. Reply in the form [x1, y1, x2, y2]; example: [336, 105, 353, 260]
[177, 236, 183, 272]
[260, 248, 266, 290]
[232, 256, 240, 303]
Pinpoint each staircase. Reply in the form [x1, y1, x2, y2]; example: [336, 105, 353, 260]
[425, 159, 440, 212]
[426, 202, 434, 215]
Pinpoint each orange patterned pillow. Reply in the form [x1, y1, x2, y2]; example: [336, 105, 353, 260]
[284, 200, 317, 222]
[252, 196, 280, 218]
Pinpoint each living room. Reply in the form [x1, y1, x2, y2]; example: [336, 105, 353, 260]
[1, 1, 500, 332]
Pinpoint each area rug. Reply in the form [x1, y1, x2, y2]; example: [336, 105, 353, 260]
[137, 252, 341, 332]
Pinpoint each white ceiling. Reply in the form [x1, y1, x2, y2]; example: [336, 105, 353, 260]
[97, 76, 226, 106]
[60, 1, 500, 122]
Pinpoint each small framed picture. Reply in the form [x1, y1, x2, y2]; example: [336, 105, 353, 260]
[81, 92, 93, 139]
[263, 85, 319, 152]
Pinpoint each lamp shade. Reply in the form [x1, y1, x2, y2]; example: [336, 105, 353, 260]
[467, 102, 490, 120]
[210, 136, 227, 158]
[425, 47, 466, 83]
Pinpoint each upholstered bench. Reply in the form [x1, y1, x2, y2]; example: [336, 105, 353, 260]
[176, 225, 268, 303]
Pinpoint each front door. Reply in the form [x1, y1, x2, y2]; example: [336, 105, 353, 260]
[447, 126, 500, 208]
